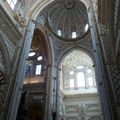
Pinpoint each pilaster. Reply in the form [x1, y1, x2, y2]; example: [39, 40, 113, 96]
[87, 7, 114, 120]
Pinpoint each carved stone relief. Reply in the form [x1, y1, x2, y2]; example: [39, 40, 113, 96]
[65, 103, 101, 120]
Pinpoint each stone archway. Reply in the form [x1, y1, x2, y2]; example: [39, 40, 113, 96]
[57, 49, 102, 120]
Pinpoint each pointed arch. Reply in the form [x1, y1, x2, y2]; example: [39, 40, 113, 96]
[59, 49, 96, 91]
[57, 47, 95, 67]
[34, 27, 54, 65]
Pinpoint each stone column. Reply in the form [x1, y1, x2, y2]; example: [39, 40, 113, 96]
[56, 66, 61, 120]
[87, 7, 113, 120]
[45, 65, 53, 120]
[7, 20, 35, 120]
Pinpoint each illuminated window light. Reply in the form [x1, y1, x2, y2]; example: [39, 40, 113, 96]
[72, 32, 77, 38]
[70, 71, 74, 75]
[87, 69, 92, 73]
[37, 56, 43, 61]
[85, 24, 89, 32]
[58, 29, 62, 36]
[76, 66, 84, 69]
[29, 52, 35, 57]
[35, 65, 42, 75]
[77, 72, 85, 87]
[70, 79, 74, 88]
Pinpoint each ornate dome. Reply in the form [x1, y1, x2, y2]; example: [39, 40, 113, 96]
[47, 0, 89, 42]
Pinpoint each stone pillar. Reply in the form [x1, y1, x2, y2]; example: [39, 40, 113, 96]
[56, 66, 61, 120]
[7, 20, 35, 120]
[87, 8, 113, 120]
[45, 65, 53, 120]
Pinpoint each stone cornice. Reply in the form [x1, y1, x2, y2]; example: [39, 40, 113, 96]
[0, 6, 22, 46]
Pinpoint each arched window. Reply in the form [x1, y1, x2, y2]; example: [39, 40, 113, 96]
[60, 50, 96, 93]
[6, 0, 17, 9]
[77, 72, 85, 88]
[35, 65, 42, 75]
[70, 79, 74, 88]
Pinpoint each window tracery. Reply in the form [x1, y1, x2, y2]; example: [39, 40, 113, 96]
[60, 50, 96, 92]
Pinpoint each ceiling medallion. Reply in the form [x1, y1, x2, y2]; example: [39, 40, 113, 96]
[64, 0, 75, 9]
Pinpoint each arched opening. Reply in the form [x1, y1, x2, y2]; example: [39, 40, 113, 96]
[9, 0, 108, 120]
[2, 0, 120, 119]
[16, 28, 49, 120]
[24, 28, 48, 84]
[59, 50, 102, 119]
